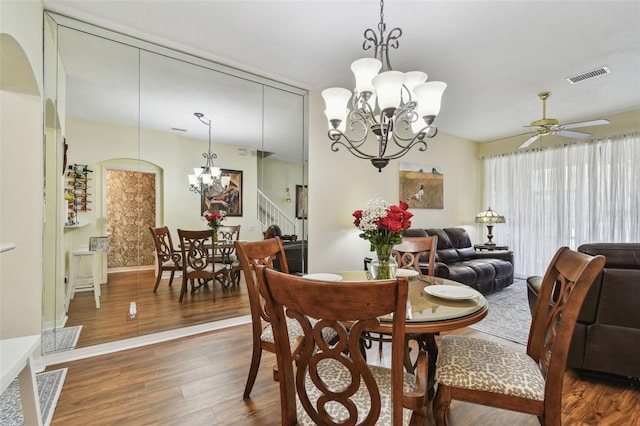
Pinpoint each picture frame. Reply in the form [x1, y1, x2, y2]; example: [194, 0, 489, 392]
[201, 169, 243, 216]
[295, 184, 308, 219]
[399, 162, 444, 209]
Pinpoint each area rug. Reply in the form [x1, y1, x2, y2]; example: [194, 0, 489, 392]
[469, 279, 532, 345]
[0, 368, 67, 426]
[41, 325, 82, 353]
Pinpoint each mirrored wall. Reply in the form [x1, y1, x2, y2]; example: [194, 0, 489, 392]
[43, 12, 308, 353]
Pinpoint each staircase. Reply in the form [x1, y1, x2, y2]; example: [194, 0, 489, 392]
[257, 189, 296, 236]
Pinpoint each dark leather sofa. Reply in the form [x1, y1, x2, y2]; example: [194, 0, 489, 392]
[527, 243, 640, 382]
[404, 227, 514, 294]
[263, 225, 307, 274]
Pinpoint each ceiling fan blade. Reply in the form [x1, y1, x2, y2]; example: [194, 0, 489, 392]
[555, 129, 592, 139]
[519, 134, 540, 149]
[560, 119, 610, 130]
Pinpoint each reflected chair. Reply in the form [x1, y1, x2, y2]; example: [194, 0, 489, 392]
[177, 229, 227, 303]
[257, 267, 429, 425]
[216, 225, 241, 287]
[433, 246, 606, 426]
[148, 226, 182, 292]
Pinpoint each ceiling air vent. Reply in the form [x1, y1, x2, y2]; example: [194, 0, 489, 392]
[566, 66, 610, 84]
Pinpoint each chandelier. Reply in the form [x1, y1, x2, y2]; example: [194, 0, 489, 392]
[321, 0, 447, 172]
[188, 112, 230, 194]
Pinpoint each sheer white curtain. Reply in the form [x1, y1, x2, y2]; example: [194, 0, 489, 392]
[484, 132, 640, 277]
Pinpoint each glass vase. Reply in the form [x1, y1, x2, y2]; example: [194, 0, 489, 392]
[369, 244, 398, 280]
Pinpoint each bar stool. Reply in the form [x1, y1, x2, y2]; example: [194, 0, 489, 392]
[69, 245, 101, 308]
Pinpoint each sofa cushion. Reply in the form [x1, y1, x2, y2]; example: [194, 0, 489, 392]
[444, 228, 473, 249]
[456, 247, 477, 260]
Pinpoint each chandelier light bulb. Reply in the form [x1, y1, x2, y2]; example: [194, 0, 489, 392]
[403, 71, 428, 93]
[322, 88, 352, 128]
[372, 71, 405, 114]
[351, 58, 382, 95]
[414, 81, 447, 118]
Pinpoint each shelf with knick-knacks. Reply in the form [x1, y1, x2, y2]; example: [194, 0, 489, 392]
[65, 163, 93, 225]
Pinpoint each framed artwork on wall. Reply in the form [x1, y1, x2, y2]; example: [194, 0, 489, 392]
[201, 169, 243, 216]
[399, 162, 444, 209]
[295, 184, 308, 219]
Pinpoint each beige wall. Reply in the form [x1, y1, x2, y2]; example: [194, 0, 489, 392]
[307, 90, 482, 273]
[0, 0, 44, 339]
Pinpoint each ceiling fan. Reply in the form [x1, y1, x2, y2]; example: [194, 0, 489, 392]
[518, 92, 609, 149]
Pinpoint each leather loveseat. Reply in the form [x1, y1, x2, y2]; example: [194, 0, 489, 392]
[263, 225, 307, 274]
[405, 227, 514, 294]
[527, 243, 640, 382]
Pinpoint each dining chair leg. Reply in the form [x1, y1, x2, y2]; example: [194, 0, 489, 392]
[243, 345, 263, 399]
[153, 270, 163, 292]
[433, 383, 452, 426]
[167, 270, 175, 286]
[179, 275, 188, 303]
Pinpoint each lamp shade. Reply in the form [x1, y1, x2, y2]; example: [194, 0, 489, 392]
[475, 207, 506, 224]
[322, 87, 352, 129]
[414, 81, 447, 117]
[351, 58, 382, 95]
[372, 71, 405, 112]
[403, 71, 428, 102]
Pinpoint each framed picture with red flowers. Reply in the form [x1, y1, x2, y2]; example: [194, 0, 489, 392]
[201, 169, 243, 216]
[295, 185, 308, 219]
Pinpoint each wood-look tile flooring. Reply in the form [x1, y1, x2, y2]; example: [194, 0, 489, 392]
[49, 304, 639, 424]
[65, 269, 250, 347]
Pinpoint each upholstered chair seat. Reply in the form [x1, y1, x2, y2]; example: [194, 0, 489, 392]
[435, 335, 545, 401]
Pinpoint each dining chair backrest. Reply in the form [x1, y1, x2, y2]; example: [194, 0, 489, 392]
[218, 225, 240, 242]
[257, 266, 413, 425]
[527, 247, 606, 384]
[235, 237, 289, 326]
[149, 226, 179, 265]
[393, 235, 438, 276]
[149, 226, 182, 291]
[177, 229, 215, 281]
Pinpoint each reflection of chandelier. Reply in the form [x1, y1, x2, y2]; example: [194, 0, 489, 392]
[321, 0, 447, 172]
[188, 112, 230, 195]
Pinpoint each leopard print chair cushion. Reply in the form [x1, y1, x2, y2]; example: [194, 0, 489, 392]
[260, 318, 336, 347]
[435, 335, 545, 401]
[296, 360, 416, 425]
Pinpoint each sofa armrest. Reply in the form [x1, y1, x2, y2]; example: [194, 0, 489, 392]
[433, 261, 450, 278]
[474, 250, 514, 264]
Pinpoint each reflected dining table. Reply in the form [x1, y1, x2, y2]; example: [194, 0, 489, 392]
[334, 271, 489, 398]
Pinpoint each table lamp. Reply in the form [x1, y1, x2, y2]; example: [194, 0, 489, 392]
[475, 207, 505, 246]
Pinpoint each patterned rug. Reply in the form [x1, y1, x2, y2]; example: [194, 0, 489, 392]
[469, 279, 532, 345]
[0, 368, 67, 426]
[42, 326, 82, 353]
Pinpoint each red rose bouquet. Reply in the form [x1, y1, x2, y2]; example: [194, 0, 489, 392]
[353, 199, 413, 279]
[203, 211, 226, 230]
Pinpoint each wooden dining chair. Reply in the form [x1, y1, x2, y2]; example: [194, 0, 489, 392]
[433, 246, 606, 426]
[257, 266, 429, 425]
[235, 237, 338, 400]
[216, 225, 241, 287]
[392, 235, 438, 276]
[235, 237, 291, 399]
[148, 226, 182, 292]
[177, 229, 227, 303]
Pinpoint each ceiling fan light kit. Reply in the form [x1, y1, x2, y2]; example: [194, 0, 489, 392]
[518, 92, 610, 149]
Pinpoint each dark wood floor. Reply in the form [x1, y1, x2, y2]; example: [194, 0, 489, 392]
[47, 321, 640, 424]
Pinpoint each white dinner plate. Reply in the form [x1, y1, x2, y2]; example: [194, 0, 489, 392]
[302, 273, 343, 282]
[396, 269, 419, 278]
[424, 285, 479, 300]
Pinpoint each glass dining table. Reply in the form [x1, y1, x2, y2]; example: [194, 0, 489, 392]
[332, 271, 489, 398]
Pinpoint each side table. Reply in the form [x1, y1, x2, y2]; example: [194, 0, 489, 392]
[1, 335, 42, 425]
[474, 244, 509, 252]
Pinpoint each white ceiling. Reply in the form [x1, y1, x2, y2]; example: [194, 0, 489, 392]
[43, 0, 640, 144]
